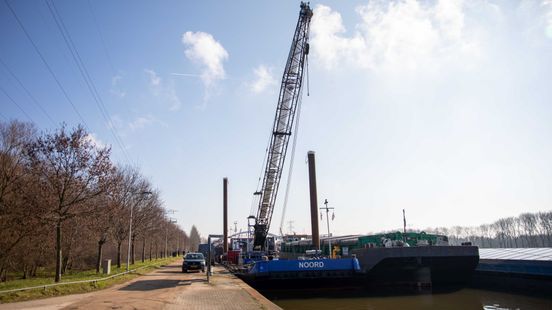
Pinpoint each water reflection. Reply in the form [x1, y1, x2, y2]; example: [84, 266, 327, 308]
[266, 288, 551, 310]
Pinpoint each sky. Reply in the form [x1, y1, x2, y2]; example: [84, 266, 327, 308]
[1, 0, 552, 238]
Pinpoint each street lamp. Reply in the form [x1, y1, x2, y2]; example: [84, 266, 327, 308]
[127, 191, 152, 272]
[320, 199, 335, 258]
[165, 217, 177, 258]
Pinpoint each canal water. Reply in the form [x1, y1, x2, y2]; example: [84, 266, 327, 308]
[265, 288, 552, 310]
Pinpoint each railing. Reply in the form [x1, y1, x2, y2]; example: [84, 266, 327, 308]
[0, 262, 164, 295]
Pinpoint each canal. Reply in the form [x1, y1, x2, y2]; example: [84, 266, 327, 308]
[264, 288, 552, 310]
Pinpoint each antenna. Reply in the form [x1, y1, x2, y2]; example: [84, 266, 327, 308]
[403, 209, 407, 242]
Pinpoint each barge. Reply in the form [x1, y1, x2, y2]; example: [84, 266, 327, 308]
[236, 257, 362, 289]
[236, 231, 479, 289]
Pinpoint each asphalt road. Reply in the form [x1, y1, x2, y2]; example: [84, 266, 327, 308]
[0, 260, 279, 310]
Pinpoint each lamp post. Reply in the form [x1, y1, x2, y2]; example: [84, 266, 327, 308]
[320, 199, 334, 258]
[165, 217, 177, 257]
[127, 191, 152, 272]
[177, 232, 180, 256]
[163, 209, 176, 258]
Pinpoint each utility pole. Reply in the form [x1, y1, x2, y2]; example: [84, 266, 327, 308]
[320, 199, 334, 258]
[177, 231, 180, 256]
[165, 218, 177, 257]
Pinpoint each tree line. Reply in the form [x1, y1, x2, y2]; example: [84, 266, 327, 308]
[0, 120, 201, 282]
[424, 211, 552, 248]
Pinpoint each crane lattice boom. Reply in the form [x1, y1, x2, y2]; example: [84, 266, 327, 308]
[253, 2, 313, 250]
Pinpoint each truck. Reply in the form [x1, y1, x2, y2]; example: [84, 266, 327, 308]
[198, 243, 215, 265]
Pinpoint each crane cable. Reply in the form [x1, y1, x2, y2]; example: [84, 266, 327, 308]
[278, 54, 309, 237]
[250, 125, 272, 217]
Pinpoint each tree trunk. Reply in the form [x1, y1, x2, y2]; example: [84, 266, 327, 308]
[141, 238, 145, 263]
[55, 220, 62, 282]
[155, 243, 158, 259]
[62, 254, 70, 274]
[131, 235, 136, 265]
[149, 240, 152, 261]
[116, 241, 122, 268]
[96, 241, 104, 273]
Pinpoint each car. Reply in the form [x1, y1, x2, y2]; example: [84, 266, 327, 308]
[182, 252, 206, 273]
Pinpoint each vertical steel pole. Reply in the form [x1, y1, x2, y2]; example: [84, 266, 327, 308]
[326, 207, 331, 258]
[403, 209, 407, 242]
[207, 236, 211, 282]
[307, 151, 320, 251]
[320, 199, 334, 258]
[223, 178, 228, 254]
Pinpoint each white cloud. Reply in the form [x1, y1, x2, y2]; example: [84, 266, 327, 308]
[84, 133, 106, 149]
[107, 114, 124, 131]
[247, 65, 277, 94]
[182, 31, 229, 88]
[544, 0, 552, 38]
[144, 69, 182, 111]
[128, 115, 167, 131]
[129, 116, 153, 131]
[112, 75, 123, 85]
[310, 0, 482, 72]
[110, 74, 126, 98]
[145, 69, 161, 87]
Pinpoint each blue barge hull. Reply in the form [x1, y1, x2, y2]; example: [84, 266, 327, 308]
[237, 258, 362, 288]
[250, 258, 360, 277]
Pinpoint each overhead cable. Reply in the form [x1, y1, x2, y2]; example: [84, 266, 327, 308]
[4, 0, 90, 130]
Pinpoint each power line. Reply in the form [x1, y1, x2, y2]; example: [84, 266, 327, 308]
[86, 0, 139, 158]
[45, 0, 132, 163]
[0, 85, 34, 123]
[3, 0, 90, 129]
[0, 56, 56, 126]
[86, 0, 116, 73]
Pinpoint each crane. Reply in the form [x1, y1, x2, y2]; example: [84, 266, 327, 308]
[253, 2, 313, 251]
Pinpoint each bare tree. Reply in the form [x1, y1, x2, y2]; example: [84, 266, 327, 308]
[25, 125, 112, 282]
[0, 120, 203, 281]
[538, 211, 552, 246]
[519, 213, 538, 247]
[0, 121, 38, 279]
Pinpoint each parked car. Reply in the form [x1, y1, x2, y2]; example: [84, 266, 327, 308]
[182, 252, 205, 273]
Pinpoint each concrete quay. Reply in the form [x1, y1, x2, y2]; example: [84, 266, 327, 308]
[0, 260, 281, 310]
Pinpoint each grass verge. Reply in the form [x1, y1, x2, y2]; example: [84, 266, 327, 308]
[0, 257, 178, 304]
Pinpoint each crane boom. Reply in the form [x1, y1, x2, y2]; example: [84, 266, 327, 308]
[253, 2, 313, 250]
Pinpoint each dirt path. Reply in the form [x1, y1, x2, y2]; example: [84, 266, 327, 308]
[0, 261, 280, 310]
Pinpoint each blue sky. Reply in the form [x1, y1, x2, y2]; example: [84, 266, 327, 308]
[1, 0, 552, 237]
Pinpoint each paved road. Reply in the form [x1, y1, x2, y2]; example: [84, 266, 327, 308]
[1, 261, 280, 310]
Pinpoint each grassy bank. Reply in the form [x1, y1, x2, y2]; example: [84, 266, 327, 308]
[0, 257, 178, 303]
